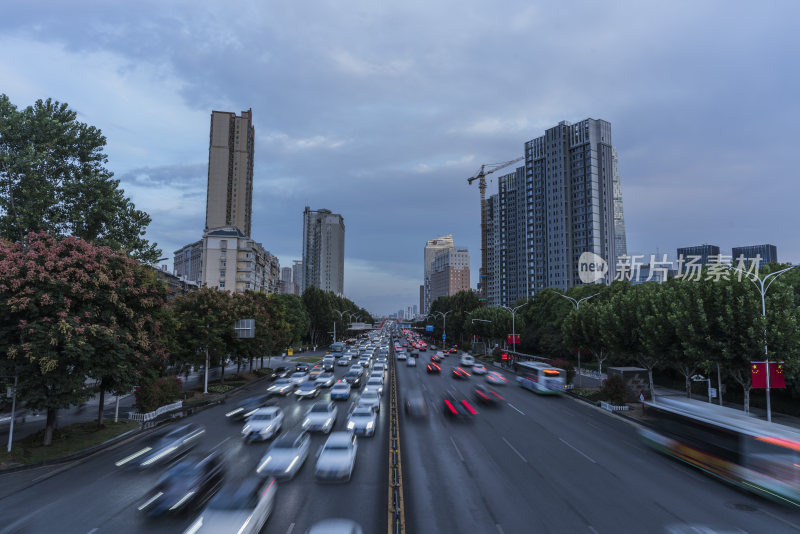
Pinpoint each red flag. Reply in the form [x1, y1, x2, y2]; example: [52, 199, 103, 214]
[751, 362, 767, 389]
[770, 362, 786, 389]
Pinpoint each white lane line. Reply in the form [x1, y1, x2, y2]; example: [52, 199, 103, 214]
[495, 524, 506, 534]
[507, 403, 525, 415]
[450, 436, 465, 462]
[86, 529, 98, 534]
[559, 438, 597, 464]
[285, 522, 296, 534]
[588, 527, 599, 534]
[213, 437, 230, 449]
[502, 437, 528, 463]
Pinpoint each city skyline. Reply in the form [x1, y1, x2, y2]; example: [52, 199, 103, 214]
[3, 2, 799, 314]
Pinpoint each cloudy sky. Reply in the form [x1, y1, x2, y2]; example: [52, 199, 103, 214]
[2, 1, 799, 314]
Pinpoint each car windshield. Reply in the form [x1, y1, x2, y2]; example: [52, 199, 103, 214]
[352, 409, 372, 417]
[310, 404, 331, 413]
[319, 373, 333, 379]
[251, 413, 275, 420]
[362, 393, 379, 400]
[299, 383, 316, 389]
[333, 384, 348, 390]
[273, 434, 301, 448]
[209, 484, 258, 511]
[324, 443, 351, 451]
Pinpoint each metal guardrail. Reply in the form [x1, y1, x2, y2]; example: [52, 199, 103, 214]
[127, 401, 183, 422]
[387, 338, 406, 534]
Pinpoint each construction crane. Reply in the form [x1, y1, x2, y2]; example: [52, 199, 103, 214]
[467, 156, 525, 303]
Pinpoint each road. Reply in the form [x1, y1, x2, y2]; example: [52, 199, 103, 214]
[395, 351, 800, 534]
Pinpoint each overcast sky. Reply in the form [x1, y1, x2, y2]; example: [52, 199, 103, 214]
[2, 1, 799, 314]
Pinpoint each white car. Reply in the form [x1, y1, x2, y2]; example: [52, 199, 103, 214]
[256, 430, 310, 479]
[357, 390, 381, 413]
[472, 363, 487, 375]
[242, 406, 284, 442]
[347, 406, 377, 437]
[396, 352, 407, 361]
[315, 431, 358, 481]
[459, 354, 475, 367]
[183, 477, 277, 534]
[302, 401, 338, 433]
[289, 371, 309, 385]
[337, 356, 352, 366]
[348, 364, 364, 376]
[316, 372, 336, 388]
[363, 377, 384, 396]
[406, 357, 417, 367]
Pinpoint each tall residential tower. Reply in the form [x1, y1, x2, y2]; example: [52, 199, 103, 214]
[302, 207, 345, 295]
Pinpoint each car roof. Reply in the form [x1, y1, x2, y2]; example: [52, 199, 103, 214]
[325, 431, 354, 446]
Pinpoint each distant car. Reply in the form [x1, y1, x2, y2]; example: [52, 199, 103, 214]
[316, 372, 336, 388]
[267, 378, 297, 397]
[138, 451, 224, 516]
[119, 423, 205, 469]
[289, 372, 309, 385]
[430, 354, 442, 363]
[368, 371, 384, 384]
[296, 362, 310, 372]
[330, 381, 352, 401]
[256, 431, 310, 480]
[225, 395, 272, 422]
[294, 381, 321, 399]
[274, 366, 292, 378]
[474, 385, 505, 405]
[357, 391, 381, 413]
[406, 357, 417, 367]
[426, 362, 441, 374]
[346, 405, 377, 436]
[418, 346, 427, 352]
[358, 358, 371, 369]
[342, 372, 362, 388]
[337, 356, 352, 366]
[451, 367, 471, 380]
[396, 352, 407, 361]
[364, 377, 384, 396]
[183, 477, 277, 534]
[242, 406, 284, 442]
[404, 389, 429, 417]
[459, 354, 475, 367]
[348, 364, 364, 376]
[315, 431, 358, 482]
[486, 371, 508, 386]
[322, 359, 335, 372]
[442, 390, 476, 420]
[305, 518, 365, 534]
[302, 401, 338, 434]
[471, 364, 487, 375]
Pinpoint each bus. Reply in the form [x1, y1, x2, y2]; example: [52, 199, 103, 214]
[516, 361, 566, 394]
[639, 396, 800, 508]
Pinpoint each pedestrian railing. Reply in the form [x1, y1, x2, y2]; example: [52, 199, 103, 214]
[600, 401, 629, 412]
[128, 401, 183, 422]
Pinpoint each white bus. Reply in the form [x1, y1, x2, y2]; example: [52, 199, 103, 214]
[516, 361, 566, 395]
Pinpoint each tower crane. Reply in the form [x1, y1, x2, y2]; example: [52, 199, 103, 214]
[467, 156, 525, 303]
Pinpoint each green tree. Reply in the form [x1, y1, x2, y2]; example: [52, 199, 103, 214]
[0, 95, 160, 262]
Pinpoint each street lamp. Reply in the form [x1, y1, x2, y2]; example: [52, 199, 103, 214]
[726, 263, 800, 422]
[499, 301, 531, 358]
[430, 310, 455, 349]
[555, 291, 600, 386]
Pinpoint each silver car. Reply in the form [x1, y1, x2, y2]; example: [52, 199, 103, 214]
[316, 372, 336, 388]
[315, 431, 358, 482]
[118, 423, 205, 469]
[302, 401, 338, 433]
[242, 407, 284, 442]
[363, 378, 383, 396]
[289, 372, 309, 385]
[357, 391, 381, 413]
[346, 406, 377, 437]
[267, 378, 297, 397]
[183, 477, 277, 534]
[256, 431, 310, 479]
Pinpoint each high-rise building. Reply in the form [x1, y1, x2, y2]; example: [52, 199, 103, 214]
[419, 285, 424, 314]
[302, 207, 345, 295]
[292, 260, 303, 295]
[173, 240, 204, 284]
[498, 167, 527, 305]
[677, 244, 721, 265]
[423, 234, 454, 313]
[205, 109, 254, 236]
[485, 193, 501, 306]
[280, 267, 293, 294]
[612, 148, 628, 261]
[526, 119, 621, 292]
[429, 247, 470, 305]
[732, 244, 778, 264]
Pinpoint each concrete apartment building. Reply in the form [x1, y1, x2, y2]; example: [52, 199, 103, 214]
[292, 260, 303, 295]
[497, 167, 527, 305]
[302, 207, 345, 295]
[429, 247, 470, 305]
[485, 194, 501, 306]
[423, 234, 454, 313]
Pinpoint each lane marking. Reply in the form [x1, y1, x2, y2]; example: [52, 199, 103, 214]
[86, 529, 98, 534]
[450, 436, 465, 462]
[496, 524, 506, 534]
[285, 522, 295, 534]
[588, 527, 600, 534]
[213, 437, 230, 449]
[559, 438, 597, 464]
[502, 437, 528, 463]
[507, 403, 525, 415]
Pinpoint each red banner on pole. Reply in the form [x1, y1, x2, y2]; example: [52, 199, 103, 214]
[507, 334, 520, 344]
[751, 362, 767, 389]
[771, 362, 786, 389]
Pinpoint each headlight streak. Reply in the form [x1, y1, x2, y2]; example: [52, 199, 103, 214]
[256, 455, 272, 473]
[285, 456, 299, 473]
[184, 517, 204, 534]
[115, 447, 152, 467]
[141, 446, 178, 466]
[137, 491, 163, 510]
[169, 491, 196, 511]
[225, 407, 244, 417]
[237, 513, 254, 534]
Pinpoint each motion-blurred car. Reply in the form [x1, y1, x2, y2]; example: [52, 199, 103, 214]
[316, 372, 336, 388]
[357, 391, 381, 413]
[315, 431, 358, 482]
[138, 451, 224, 516]
[274, 366, 292, 378]
[348, 364, 364, 376]
[459, 354, 475, 367]
[337, 356, 352, 366]
[474, 385, 505, 405]
[294, 381, 321, 399]
[430, 354, 442, 363]
[451, 367, 471, 380]
[363, 377, 384, 396]
[426, 362, 441, 374]
[302, 401, 338, 433]
[342, 372, 362, 388]
[289, 372, 309, 385]
[396, 352, 407, 361]
[442, 391, 476, 420]
[471, 364, 487, 375]
[330, 381, 352, 400]
[346, 406, 377, 436]
[225, 395, 272, 422]
[309, 367, 325, 380]
[267, 378, 297, 397]
[486, 371, 508, 386]
[242, 406, 284, 442]
[256, 430, 310, 479]
[404, 389, 429, 417]
[406, 357, 417, 367]
[183, 477, 277, 534]
[118, 423, 205, 469]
